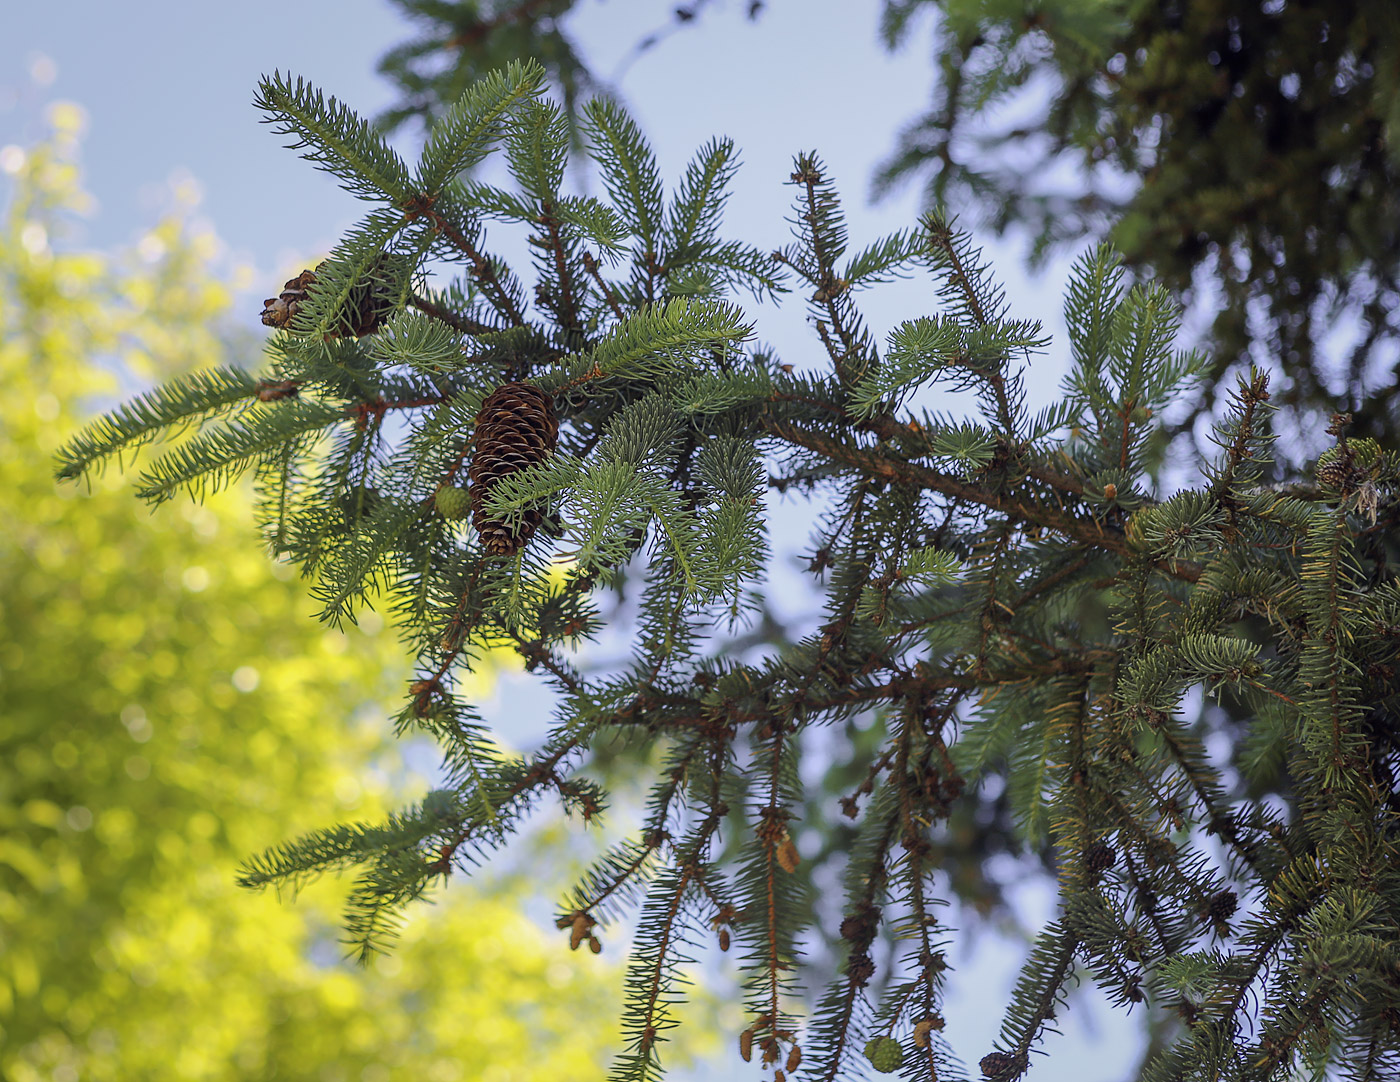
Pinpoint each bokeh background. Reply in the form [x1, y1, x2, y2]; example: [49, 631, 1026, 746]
[1, 2, 1149, 1079]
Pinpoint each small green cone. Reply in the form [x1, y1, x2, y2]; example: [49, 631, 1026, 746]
[435, 485, 471, 521]
[864, 1036, 903, 1073]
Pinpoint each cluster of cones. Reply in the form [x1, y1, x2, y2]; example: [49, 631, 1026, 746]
[261, 264, 558, 558]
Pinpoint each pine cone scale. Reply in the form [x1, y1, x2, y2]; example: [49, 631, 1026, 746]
[260, 268, 318, 329]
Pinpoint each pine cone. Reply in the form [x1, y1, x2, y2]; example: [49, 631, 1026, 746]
[864, 1037, 903, 1074]
[468, 382, 558, 556]
[1314, 449, 1352, 492]
[259, 258, 396, 337]
[1085, 840, 1117, 875]
[260, 268, 318, 329]
[1205, 888, 1238, 926]
[979, 1051, 1026, 1080]
[339, 258, 397, 338]
[434, 485, 471, 521]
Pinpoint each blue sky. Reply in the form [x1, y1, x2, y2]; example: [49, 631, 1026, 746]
[3, 2, 1141, 1078]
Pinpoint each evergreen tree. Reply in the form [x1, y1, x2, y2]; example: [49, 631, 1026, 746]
[58, 64, 1400, 1082]
[370, 1, 1400, 452]
[365, 0, 1400, 999]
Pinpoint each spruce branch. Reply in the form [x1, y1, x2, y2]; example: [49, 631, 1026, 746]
[582, 249, 627, 321]
[54, 365, 261, 481]
[133, 398, 344, 505]
[66, 63, 1400, 1082]
[406, 292, 498, 336]
[414, 58, 544, 195]
[584, 98, 665, 299]
[255, 72, 414, 203]
[408, 199, 530, 326]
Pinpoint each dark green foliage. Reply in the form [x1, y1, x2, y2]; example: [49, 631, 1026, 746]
[384, 1, 1400, 454]
[58, 67, 1400, 1082]
[373, 1, 768, 144]
[872, 0, 1400, 451]
[376, 0, 597, 143]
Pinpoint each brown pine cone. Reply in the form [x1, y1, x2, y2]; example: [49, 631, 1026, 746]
[339, 257, 397, 338]
[468, 382, 558, 556]
[1314, 450, 1352, 492]
[1204, 888, 1238, 928]
[979, 1051, 1026, 1080]
[259, 258, 396, 337]
[1085, 840, 1117, 875]
[260, 267, 318, 329]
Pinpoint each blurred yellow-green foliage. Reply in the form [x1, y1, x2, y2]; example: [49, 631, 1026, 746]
[0, 103, 620, 1081]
